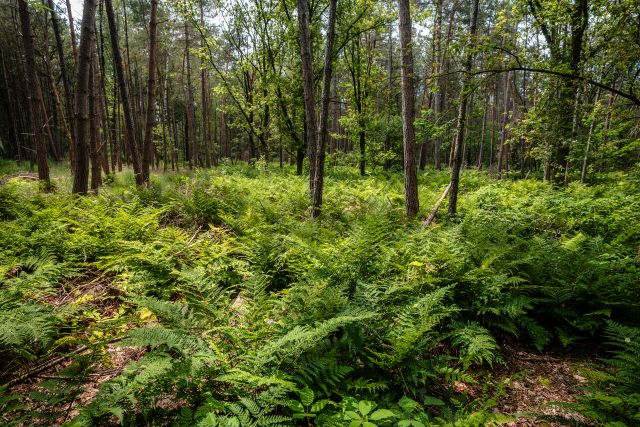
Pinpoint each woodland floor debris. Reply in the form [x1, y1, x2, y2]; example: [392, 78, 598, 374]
[497, 345, 595, 426]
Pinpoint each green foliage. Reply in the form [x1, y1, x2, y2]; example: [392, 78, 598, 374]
[0, 166, 638, 426]
[571, 322, 640, 425]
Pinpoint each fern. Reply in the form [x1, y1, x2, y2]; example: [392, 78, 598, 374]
[450, 322, 501, 368]
[374, 286, 452, 368]
[197, 387, 292, 427]
[294, 353, 354, 396]
[255, 309, 375, 368]
[571, 322, 640, 425]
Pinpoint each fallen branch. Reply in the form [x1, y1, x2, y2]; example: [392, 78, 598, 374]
[2, 337, 123, 389]
[423, 183, 451, 227]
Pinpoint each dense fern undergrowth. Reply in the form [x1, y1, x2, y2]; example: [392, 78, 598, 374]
[1, 163, 639, 426]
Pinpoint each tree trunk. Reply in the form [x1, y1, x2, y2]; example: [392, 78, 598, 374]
[497, 71, 511, 179]
[398, 0, 419, 218]
[47, 0, 75, 168]
[105, 0, 142, 185]
[297, 0, 319, 197]
[71, 0, 97, 193]
[89, 47, 101, 191]
[18, 0, 50, 185]
[141, 0, 158, 184]
[184, 22, 197, 169]
[477, 92, 487, 169]
[383, 24, 393, 171]
[581, 87, 600, 183]
[311, 0, 337, 217]
[64, 0, 78, 63]
[448, 0, 479, 216]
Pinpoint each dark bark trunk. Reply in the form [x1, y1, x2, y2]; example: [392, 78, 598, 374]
[105, 0, 142, 185]
[71, 0, 97, 193]
[89, 47, 101, 191]
[311, 0, 337, 217]
[398, 0, 419, 218]
[497, 71, 511, 179]
[19, 0, 50, 185]
[448, 0, 479, 216]
[184, 22, 197, 169]
[297, 0, 318, 197]
[47, 0, 75, 167]
[64, 0, 78, 63]
[141, 0, 158, 184]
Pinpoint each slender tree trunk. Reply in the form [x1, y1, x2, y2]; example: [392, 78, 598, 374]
[497, 71, 511, 179]
[141, 0, 158, 184]
[383, 24, 393, 171]
[38, 62, 60, 162]
[448, 0, 479, 216]
[581, 87, 600, 183]
[184, 22, 196, 169]
[477, 92, 487, 169]
[71, 0, 97, 193]
[96, 5, 111, 176]
[47, 0, 75, 168]
[0, 48, 20, 163]
[297, 0, 318, 196]
[19, 0, 50, 185]
[311, 0, 337, 217]
[199, 0, 212, 168]
[64, 0, 78, 63]
[105, 0, 142, 185]
[398, 0, 419, 218]
[42, 45, 69, 162]
[171, 99, 179, 171]
[89, 47, 101, 191]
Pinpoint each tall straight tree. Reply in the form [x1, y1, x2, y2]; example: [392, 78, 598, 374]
[398, 0, 419, 218]
[311, 0, 337, 217]
[141, 0, 158, 184]
[105, 0, 142, 185]
[47, 0, 75, 169]
[71, 0, 97, 193]
[297, 0, 318, 199]
[448, 0, 480, 216]
[18, 0, 50, 185]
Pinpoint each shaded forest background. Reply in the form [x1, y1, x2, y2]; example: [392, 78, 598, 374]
[1, 0, 639, 201]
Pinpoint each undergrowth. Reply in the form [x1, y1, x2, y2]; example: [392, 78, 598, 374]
[0, 163, 638, 426]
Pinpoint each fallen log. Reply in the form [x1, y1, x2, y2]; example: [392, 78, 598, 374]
[422, 183, 451, 227]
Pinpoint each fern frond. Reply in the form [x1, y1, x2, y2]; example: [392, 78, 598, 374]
[450, 322, 501, 368]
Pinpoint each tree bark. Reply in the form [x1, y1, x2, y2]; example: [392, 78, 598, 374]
[47, 0, 75, 168]
[141, 0, 158, 184]
[311, 0, 337, 217]
[184, 21, 197, 169]
[398, 0, 419, 218]
[448, 0, 479, 216]
[297, 0, 318, 198]
[89, 46, 101, 191]
[580, 87, 600, 183]
[105, 0, 142, 185]
[71, 0, 97, 193]
[64, 0, 78, 63]
[18, 0, 50, 185]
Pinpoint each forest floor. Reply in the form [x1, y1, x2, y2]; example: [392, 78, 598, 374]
[2, 163, 637, 426]
[495, 345, 595, 426]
